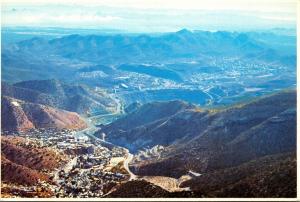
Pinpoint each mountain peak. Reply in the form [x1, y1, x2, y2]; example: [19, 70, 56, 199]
[176, 28, 193, 35]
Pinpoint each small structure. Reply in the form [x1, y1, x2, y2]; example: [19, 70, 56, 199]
[188, 170, 202, 177]
[100, 133, 106, 141]
[120, 83, 129, 89]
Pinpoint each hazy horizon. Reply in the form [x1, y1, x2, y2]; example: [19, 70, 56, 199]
[2, 0, 297, 32]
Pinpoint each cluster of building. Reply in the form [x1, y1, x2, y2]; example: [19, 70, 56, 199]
[5, 128, 130, 197]
[111, 72, 181, 93]
[55, 167, 125, 197]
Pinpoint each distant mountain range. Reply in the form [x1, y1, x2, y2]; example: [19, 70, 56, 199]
[4, 29, 296, 64]
[2, 29, 296, 83]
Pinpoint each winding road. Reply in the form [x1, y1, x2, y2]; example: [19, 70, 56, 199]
[123, 149, 137, 181]
[76, 109, 137, 181]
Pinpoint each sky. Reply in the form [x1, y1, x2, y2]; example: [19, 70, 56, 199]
[1, 0, 297, 32]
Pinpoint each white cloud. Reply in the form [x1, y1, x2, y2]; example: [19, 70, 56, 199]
[1, 0, 296, 31]
[2, 0, 297, 13]
[49, 14, 122, 24]
[259, 15, 296, 22]
[2, 8, 122, 26]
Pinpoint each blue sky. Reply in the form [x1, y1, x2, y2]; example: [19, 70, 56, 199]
[1, 0, 297, 32]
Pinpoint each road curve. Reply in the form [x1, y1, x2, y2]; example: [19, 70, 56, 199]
[123, 149, 137, 181]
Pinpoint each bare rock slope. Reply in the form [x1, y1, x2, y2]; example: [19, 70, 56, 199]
[2, 96, 87, 132]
